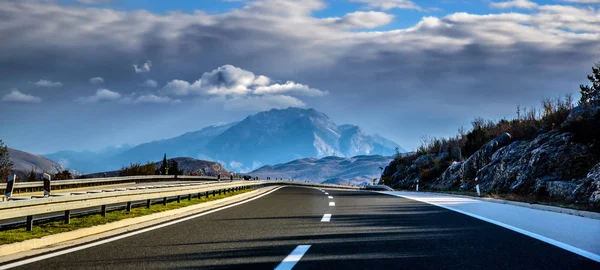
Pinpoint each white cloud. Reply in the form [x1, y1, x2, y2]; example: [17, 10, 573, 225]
[142, 79, 158, 88]
[89, 77, 104, 84]
[162, 80, 193, 96]
[133, 60, 151, 73]
[254, 81, 328, 96]
[351, 0, 422, 11]
[76, 88, 121, 103]
[330, 11, 394, 29]
[163, 65, 326, 98]
[490, 0, 538, 9]
[2, 89, 42, 103]
[161, 65, 326, 110]
[253, 75, 271, 86]
[33, 79, 62, 87]
[133, 94, 173, 104]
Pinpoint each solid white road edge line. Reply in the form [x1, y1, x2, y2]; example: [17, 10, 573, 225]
[274, 245, 311, 270]
[321, 214, 332, 222]
[0, 186, 286, 270]
[329, 202, 335, 206]
[327, 196, 333, 199]
[379, 192, 600, 263]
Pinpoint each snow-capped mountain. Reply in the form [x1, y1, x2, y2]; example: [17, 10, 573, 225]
[46, 107, 403, 173]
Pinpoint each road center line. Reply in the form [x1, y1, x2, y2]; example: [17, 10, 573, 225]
[327, 196, 333, 199]
[274, 245, 311, 270]
[329, 202, 335, 206]
[321, 214, 332, 222]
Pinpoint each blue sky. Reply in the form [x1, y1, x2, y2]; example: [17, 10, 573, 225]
[0, 0, 599, 155]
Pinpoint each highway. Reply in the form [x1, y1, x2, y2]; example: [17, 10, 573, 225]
[3, 186, 599, 269]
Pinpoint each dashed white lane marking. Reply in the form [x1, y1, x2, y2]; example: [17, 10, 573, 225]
[274, 245, 311, 270]
[324, 192, 329, 195]
[321, 214, 332, 222]
[329, 202, 335, 206]
[327, 196, 333, 199]
[0, 187, 286, 270]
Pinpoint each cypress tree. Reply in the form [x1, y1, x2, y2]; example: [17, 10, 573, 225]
[580, 62, 600, 106]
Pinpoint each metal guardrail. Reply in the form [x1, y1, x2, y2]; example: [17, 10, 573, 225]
[0, 175, 240, 195]
[0, 181, 269, 231]
[0, 180, 360, 231]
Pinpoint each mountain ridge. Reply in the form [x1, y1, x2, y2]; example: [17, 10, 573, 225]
[250, 154, 392, 185]
[45, 107, 403, 173]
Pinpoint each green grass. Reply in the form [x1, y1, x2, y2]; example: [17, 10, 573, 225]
[0, 188, 255, 245]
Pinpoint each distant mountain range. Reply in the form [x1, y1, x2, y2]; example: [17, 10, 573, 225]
[251, 155, 393, 185]
[44, 107, 404, 173]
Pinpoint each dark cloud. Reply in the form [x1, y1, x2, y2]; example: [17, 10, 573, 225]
[0, 0, 598, 152]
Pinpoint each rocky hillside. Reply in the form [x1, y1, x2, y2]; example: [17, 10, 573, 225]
[84, 157, 232, 178]
[251, 155, 392, 185]
[8, 148, 63, 179]
[166, 157, 232, 177]
[381, 104, 600, 209]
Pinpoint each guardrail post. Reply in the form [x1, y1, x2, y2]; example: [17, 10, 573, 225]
[126, 202, 132, 212]
[198, 192, 201, 199]
[146, 199, 151, 208]
[163, 197, 167, 205]
[26, 215, 33, 231]
[177, 196, 181, 203]
[64, 210, 71, 224]
[101, 205, 107, 217]
[219, 189, 221, 195]
[206, 192, 209, 198]
[188, 194, 191, 201]
[212, 190, 215, 197]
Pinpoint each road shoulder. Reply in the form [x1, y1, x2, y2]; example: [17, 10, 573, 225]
[379, 191, 600, 263]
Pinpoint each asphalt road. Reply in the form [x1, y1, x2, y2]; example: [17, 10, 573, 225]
[4, 186, 599, 269]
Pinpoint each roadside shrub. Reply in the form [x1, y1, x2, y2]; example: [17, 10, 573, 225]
[54, 170, 73, 180]
[120, 162, 156, 176]
[464, 126, 489, 157]
[540, 95, 574, 130]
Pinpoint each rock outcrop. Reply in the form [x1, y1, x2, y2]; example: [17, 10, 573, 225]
[431, 133, 513, 190]
[382, 105, 600, 207]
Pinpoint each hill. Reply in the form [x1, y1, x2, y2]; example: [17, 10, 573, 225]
[8, 148, 63, 180]
[251, 155, 393, 185]
[83, 157, 232, 178]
